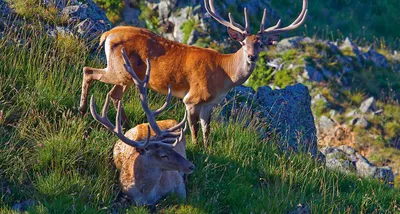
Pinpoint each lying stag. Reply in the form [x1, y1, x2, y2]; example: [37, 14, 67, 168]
[80, 0, 308, 146]
[90, 49, 194, 205]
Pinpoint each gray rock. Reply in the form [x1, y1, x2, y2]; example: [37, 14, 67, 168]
[0, 0, 12, 18]
[303, 65, 323, 82]
[47, 26, 75, 37]
[220, 84, 318, 156]
[340, 37, 365, 64]
[350, 116, 369, 128]
[318, 116, 335, 134]
[320, 146, 395, 187]
[62, 4, 88, 23]
[75, 18, 110, 39]
[345, 109, 358, 118]
[256, 84, 318, 155]
[375, 167, 395, 187]
[364, 47, 389, 68]
[359, 97, 376, 113]
[311, 93, 327, 105]
[276, 36, 305, 52]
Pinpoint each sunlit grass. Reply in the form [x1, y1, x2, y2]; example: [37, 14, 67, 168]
[0, 20, 400, 213]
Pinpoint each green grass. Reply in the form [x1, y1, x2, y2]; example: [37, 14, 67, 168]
[270, 0, 400, 47]
[1, 21, 400, 213]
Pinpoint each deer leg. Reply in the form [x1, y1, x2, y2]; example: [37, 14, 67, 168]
[79, 66, 106, 114]
[185, 104, 201, 144]
[109, 85, 131, 125]
[200, 104, 214, 148]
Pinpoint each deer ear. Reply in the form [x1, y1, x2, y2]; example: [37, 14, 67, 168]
[227, 28, 246, 42]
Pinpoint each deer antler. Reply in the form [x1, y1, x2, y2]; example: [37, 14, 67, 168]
[121, 48, 187, 139]
[259, 0, 308, 35]
[89, 48, 188, 149]
[204, 0, 248, 35]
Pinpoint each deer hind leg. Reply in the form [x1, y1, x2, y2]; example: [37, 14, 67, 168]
[79, 66, 107, 114]
[200, 104, 214, 148]
[109, 84, 131, 125]
[184, 104, 201, 144]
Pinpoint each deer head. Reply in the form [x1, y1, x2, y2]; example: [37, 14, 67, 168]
[90, 48, 195, 175]
[204, 0, 308, 64]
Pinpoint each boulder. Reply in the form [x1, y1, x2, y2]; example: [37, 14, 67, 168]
[364, 47, 389, 68]
[320, 145, 395, 187]
[0, 0, 12, 18]
[302, 65, 323, 82]
[221, 84, 318, 156]
[318, 116, 336, 134]
[350, 116, 369, 128]
[276, 36, 308, 52]
[75, 18, 110, 39]
[340, 37, 365, 64]
[62, 4, 88, 23]
[256, 84, 318, 155]
[359, 97, 376, 113]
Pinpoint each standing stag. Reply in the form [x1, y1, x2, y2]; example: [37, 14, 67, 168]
[80, 0, 308, 146]
[90, 49, 194, 205]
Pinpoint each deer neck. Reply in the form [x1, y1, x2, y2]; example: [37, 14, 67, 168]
[222, 47, 257, 86]
[133, 156, 163, 198]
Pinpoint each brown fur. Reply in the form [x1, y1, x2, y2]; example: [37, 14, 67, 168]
[80, 26, 265, 146]
[114, 120, 192, 205]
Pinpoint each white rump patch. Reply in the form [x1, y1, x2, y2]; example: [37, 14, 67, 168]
[104, 35, 113, 72]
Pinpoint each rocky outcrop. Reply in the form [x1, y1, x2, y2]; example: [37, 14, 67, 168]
[1, 0, 111, 40]
[122, 0, 279, 45]
[222, 84, 318, 156]
[321, 146, 395, 187]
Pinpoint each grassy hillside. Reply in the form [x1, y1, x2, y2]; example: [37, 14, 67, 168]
[1, 16, 400, 214]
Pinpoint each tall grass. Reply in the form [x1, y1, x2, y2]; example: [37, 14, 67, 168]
[0, 21, 399, 213]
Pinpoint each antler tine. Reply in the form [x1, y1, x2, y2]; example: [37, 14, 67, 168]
[204, 0, 247, 34]
[120, 48, 188, 145]
[121, 48, 142, 86]
[228, 13, 246, 30]
[291, 0, 308, 25]
[90, 94, 115, 130]
[259, 9, 267, 32]
[165, 110, 187, 133]
[172, 121, 188, 147]
[120, 48, 163, 136]
[262, 0, 308, 35]
[90, 95, 150, 149]
[154, 85, 172, 116]
[244, 8, 249, 32]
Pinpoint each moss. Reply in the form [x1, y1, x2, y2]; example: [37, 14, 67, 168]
[8, 0, 67, 25]
[274, 69, 294, 88]
[181, 19, 197, 44]
[93, 0, 124, 23]
[280, 49, 298, 61]
[313, 99, 328, 117]
[138, 3, 160, 33]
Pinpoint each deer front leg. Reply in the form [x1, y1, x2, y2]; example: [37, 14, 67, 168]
[79, 66, 106, 114]
[200, 104, 214, 148]
[109, 84, 131, 125]
[185, 104, 201, 144]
